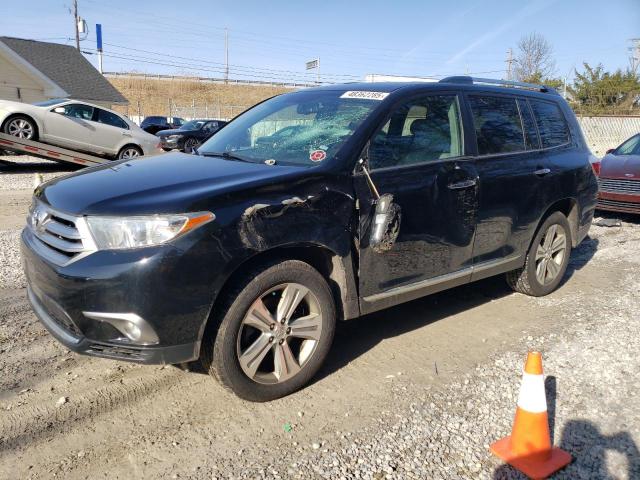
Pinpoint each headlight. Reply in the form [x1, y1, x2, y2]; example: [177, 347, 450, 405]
[86, 212, 214, 250]
[166, 135, 181, 140]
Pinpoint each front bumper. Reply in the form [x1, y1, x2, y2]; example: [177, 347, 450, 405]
[597, 191, 640, 214]
[159, 136, 183, 150]
[21, 227, 216, 365]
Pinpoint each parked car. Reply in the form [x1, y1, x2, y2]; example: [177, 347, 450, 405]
[593, 133, 640, 214]
[140, 116, 185, 135]
[22, 78, 597, 401]
[0, 98, 161, 159]
[157, 119, 227, 153]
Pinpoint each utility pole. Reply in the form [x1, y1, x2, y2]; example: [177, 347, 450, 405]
[73, 0, 80, 50]
[506, 48, 513, 81]
[630, 38, 640, 73]
[224, 27, 229, 84]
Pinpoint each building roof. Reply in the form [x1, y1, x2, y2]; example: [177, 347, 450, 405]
[0, 36, 128, 105]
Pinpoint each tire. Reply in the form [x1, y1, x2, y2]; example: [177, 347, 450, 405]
[4, 115, 38, 141]
[161, 147, 172, 152]
[506, 211, 572, 296]
[117, 145, 142, 160]
[201, 260, 336, 402]
[182, 137, 198, 153]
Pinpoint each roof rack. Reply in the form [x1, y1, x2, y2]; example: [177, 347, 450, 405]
[438, 76, 557, 94]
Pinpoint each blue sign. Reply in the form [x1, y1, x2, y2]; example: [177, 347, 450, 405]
[96, 24, 102, 51]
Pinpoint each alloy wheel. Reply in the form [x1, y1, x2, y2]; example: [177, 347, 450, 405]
[8, 119, 34, 139]
[236, 283, 323, 384]
[535, 224, 567, 285]
[120, 147, 140, 159]
[184, 138, 198, 153]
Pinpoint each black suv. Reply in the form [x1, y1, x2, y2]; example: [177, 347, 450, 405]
[22, 78, 597, 401]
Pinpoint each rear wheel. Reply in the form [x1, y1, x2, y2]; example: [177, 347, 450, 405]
[4, 115, 38, 141]
[117, 145, 142, 160]
[506, 211, 571, 296]
[201, 260, 336, 401]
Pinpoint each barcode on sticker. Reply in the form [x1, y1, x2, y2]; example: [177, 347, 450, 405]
[340, 91, 389, 101]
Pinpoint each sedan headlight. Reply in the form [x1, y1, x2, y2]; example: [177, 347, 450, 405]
[166, 135, 181, 140]
[86, 212, 214, 250]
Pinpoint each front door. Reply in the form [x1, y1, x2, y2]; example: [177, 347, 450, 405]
[43, 103, 96, 151]
[355, 93, 479, 313]
[92, 108, 131, 156]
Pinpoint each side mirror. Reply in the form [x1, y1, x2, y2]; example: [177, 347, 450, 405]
[54, 107, 65, 114]
[370, 194, 401, 253]
[605, 148, 615, 155]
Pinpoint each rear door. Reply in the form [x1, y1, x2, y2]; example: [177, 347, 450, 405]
[91, 108, 131, 156]
[355, 92, 479, 311]
[467, 93, 551, 278]
[42, 103, 96, 151]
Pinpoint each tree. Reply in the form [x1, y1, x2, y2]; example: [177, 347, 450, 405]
[513, 33, 556, 83]
[570, 63, 640, 115]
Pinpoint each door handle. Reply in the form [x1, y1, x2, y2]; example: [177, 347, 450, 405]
[447, 179, 477, 190]
[534, 168, 551, 176]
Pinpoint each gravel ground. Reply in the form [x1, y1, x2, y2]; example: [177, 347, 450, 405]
[1, 154, 639, 479]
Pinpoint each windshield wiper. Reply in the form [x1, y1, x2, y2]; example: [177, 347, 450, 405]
[199, 151, 254, 163]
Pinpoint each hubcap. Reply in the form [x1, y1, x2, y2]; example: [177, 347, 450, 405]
[535, 224, 567, 285]
[8, 119, 34, 139]
[121, 148, 140, 159]
[236, 283, 323, 384]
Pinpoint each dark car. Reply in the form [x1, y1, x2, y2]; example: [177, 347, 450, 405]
[22, 77, 597, 401]
[157, 119, 227, 153]
[593, 133, 640, 214]
[139, 116, 185, 135]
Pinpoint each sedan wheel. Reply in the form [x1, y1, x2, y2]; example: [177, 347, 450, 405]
[237, 283, 323, 384]
[118, 146, 142, 159]
[6, 117, 36, 140]
[183, 137, 198, 153]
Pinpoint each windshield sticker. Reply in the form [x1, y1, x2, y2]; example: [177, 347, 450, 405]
[309, 150, 327, 162]
[340, 91, 389, 101]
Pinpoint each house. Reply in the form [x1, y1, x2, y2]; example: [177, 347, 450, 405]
[0, 36, 127, 108]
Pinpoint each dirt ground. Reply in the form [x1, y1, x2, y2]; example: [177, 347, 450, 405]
[1, 157, 639, 479]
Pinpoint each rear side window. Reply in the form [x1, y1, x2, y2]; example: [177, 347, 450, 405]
[469, 95, 524, 155]
[529, 100, 570, 148]
[518, 99, 539, 150]
[96, 109, 128, 129]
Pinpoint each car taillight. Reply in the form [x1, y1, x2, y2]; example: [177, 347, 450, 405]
[591, 161, 601, 176]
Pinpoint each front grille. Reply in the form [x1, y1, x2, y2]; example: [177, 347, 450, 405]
[27, 200, 96, 266]
[87, 343, 149, 361]
[597, 198, 640, 212]
[598, 178, 640, 195]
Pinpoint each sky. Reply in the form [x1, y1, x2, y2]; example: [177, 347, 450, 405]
[1, 0, 638, 85]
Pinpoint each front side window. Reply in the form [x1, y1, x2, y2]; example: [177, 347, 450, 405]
[95, 109, 128, 129]
[469, 95, 524, 155]
[198, 90, 381, 166]
[529, 100, 570, 148]
[369, 95, 463, 169]
[58, 103, 94, 121]
[615, 134, 640, 155]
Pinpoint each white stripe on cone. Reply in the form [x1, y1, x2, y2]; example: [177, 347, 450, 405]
[516, 371, 547, 413]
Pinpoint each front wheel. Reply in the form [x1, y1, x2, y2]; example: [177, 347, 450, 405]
[506, 211, 572, 296]
[182, 137, 198, 153]
[201, 260, 336, 401]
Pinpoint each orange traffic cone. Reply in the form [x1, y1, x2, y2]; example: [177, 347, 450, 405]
[490, 351, 572, 479]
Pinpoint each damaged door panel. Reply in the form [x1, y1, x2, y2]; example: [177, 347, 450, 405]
[354, 93, 479, 312]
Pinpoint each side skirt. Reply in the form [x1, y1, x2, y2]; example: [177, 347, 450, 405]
[359, 255, 523, 315]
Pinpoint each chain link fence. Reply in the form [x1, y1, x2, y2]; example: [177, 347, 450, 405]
[117, 100, 252, 125]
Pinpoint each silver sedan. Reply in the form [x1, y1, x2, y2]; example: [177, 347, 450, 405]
[0, 98, 162, 159]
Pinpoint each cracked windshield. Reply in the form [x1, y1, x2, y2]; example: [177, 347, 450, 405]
[198, 91, 381, 166]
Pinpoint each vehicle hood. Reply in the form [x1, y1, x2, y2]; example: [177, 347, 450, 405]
[157, 128, 195, 137]
[38, 152, 308, 215]
[600, 153, 640, 179]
